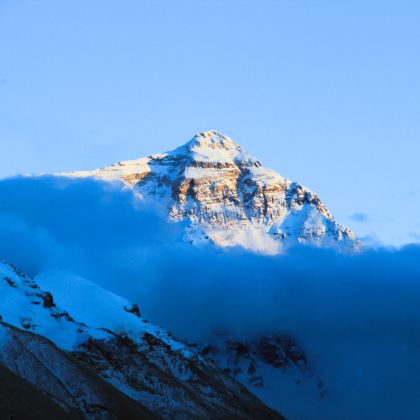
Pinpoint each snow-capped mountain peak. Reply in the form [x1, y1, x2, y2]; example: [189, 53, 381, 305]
[173, 130, 258, 166]
[62, 131, 359, 253]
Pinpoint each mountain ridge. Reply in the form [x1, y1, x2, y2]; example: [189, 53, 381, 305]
[0, 257, 284, 419]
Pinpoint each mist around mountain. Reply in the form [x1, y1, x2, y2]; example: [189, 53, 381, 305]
[0, 167, 420, 418]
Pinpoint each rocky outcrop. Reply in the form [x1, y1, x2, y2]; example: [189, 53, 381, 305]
[198, 334, 311, 388]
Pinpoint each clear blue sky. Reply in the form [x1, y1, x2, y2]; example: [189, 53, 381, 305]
[1, 0, 419, 246]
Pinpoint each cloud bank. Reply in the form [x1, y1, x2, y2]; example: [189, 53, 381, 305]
[1, 176, 420, 418]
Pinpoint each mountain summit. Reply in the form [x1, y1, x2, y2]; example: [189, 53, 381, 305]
[66, 131, 358, 252]
[174, 130, 258, 166]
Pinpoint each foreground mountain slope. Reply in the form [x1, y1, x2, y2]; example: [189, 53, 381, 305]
[0, 363, 76, 419]
[65, 130, 358, 253]
[0, 321, 154, 419]
[0, 258, 283, 419]
[36, 271, 283, 419]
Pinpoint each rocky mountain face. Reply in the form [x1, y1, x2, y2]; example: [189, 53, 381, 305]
[194, 333, 329, 419]
[66, 130, 359, 253]
[0, 258, 283, 419]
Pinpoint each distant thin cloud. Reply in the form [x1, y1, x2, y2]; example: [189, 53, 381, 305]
[407, 190, 419, 198]
[350, 212, 370, 223]
[409, 232, 420, 242]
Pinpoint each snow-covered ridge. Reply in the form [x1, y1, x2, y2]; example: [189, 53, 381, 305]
[0, 258, 283, 418]
[0, 259, 184, 354]
[62, 130, 359, 253]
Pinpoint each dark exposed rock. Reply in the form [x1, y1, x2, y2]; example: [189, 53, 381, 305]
[3, 276, 16, 288]
[123, 303, 141, 318]
[51, 310, 74, 322]
[40, 291, 55, 308]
